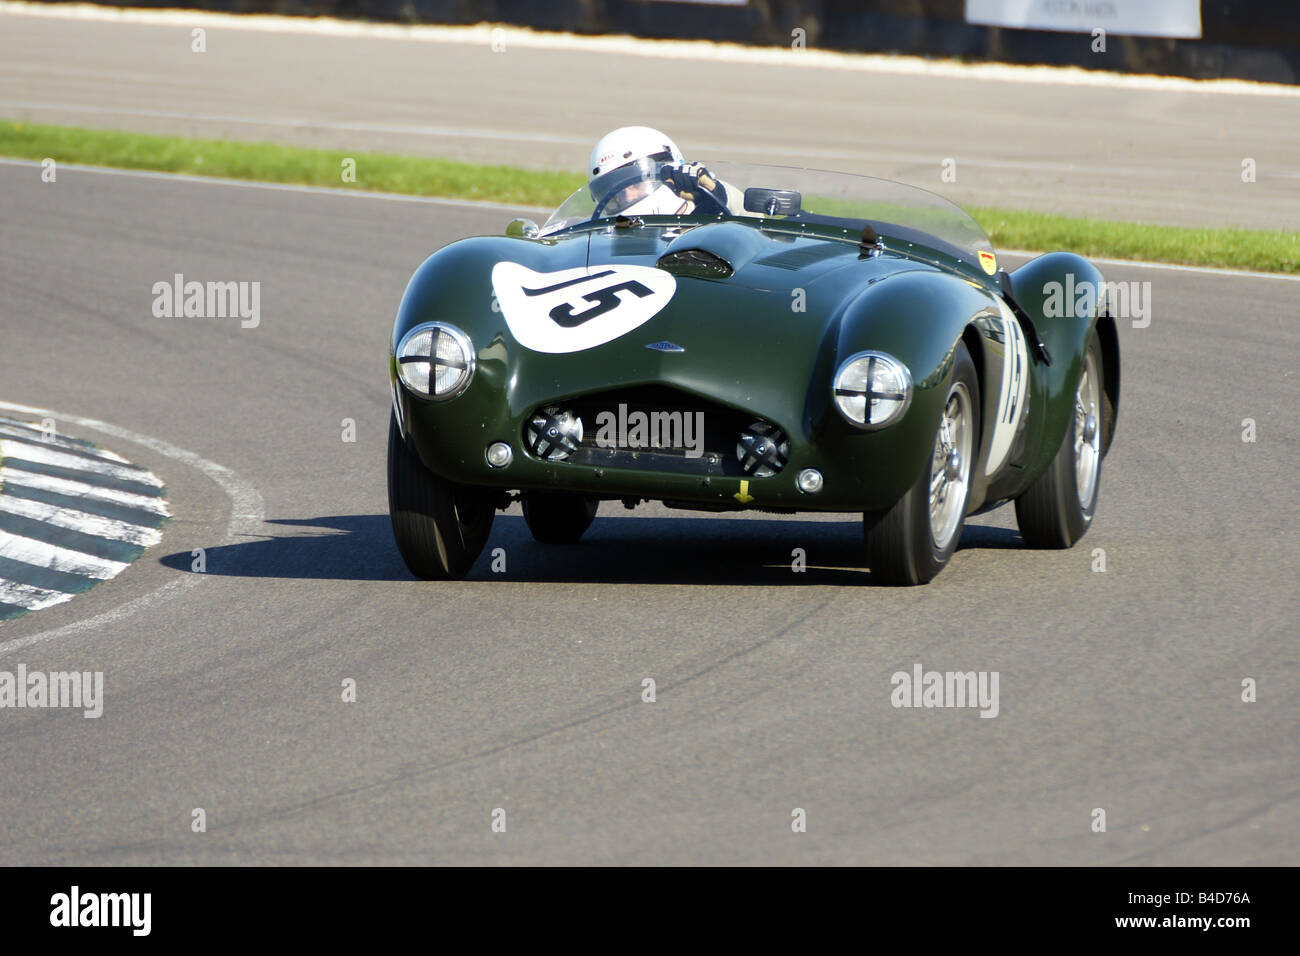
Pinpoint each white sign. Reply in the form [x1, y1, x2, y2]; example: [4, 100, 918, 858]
[965, 0, 1202, 39]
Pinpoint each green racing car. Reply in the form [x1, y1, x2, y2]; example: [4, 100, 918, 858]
[387, 159, 1119, 585]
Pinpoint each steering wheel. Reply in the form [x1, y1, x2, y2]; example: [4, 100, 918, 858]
[676, 166, 731, 217]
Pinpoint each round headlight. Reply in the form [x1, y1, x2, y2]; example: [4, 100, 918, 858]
[832, 351, 912, 429]
[395, 322, 475, 400]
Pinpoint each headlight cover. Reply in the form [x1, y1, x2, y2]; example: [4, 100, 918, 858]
[395, 322, 475, 400]
[832, 351, 912, 429]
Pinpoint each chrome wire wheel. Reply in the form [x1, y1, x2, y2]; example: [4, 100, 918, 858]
[1074, 348, 1102, 510]
[928, 380, 973, 552]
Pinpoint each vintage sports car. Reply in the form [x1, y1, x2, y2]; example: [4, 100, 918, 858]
[387, 161, 1119, 584]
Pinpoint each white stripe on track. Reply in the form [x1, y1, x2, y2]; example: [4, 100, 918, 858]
[0, 495, 162, 548]
[0, 467, 170, 517]
[1, 159, 1293, 284]
[0, 529, 128, 580]
[0, 578, 73, 612]
[0, 420, 136, 464]
[0, 157, 553, 215]
[0, 399, 264, 656]
[999, 249, 1300, 283]
[0, 437, 164, 486]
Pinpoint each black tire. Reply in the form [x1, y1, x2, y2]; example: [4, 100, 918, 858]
[1015, 331, 1109, 549]
[387, 411, 494, 579]
[864, 343, 980, 586]
[522, 493, 599, 544]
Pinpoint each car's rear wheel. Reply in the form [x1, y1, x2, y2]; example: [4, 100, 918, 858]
[387, 410, 494, 579]
[1015, 330, 1108, 548]
[864, 343, 980, 585]
[522, 493, 599, 543]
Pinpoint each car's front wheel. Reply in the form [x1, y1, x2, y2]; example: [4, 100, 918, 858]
[387, 410, 494, 579]
[864, 343, 980, 585]
[522, 493, 599, 543]
[1014, 329, 1109, 548]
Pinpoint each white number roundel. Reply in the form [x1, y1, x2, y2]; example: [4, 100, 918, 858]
[492, 262, 677, 354]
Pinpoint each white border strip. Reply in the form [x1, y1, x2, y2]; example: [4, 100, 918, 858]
[6, 102, 1267, 181]
[0, 495, 163, 548]
[0, 157, 552, 214]
[0, 466, 170, 515]
[999, 248, 1300, 282]
[0, 436, 165, 485]
[2, 1, 1298, 97]
[0, 529, 127, 579]
[0, 400, 264, 656]
[2, 158, 1293, 283]
[0, 577, 70, 612]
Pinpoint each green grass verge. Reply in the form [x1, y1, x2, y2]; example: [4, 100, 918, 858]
[0, 119, 582, 207]
[971, 206, 1297, 274]
[2, 119, 1296, 272]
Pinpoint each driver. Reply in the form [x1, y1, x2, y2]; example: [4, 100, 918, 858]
[588, 126, 744, 217]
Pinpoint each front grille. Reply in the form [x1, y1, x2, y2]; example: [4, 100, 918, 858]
[529, 386, 762, 476]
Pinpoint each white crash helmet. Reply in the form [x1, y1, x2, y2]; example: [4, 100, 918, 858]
[588, 126, 683, 181]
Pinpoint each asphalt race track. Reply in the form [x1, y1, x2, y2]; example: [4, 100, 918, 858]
[0, 161, 1295, 865]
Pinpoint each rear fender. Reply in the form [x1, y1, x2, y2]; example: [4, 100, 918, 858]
[1008, 252, 1107, 476]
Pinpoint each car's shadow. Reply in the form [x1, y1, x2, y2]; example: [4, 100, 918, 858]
[158, 514, 1024, 585]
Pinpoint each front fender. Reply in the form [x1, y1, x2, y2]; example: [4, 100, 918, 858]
[828, 269, 1001, 504]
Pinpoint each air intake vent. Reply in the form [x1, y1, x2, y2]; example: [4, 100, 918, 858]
[656, 248, 734, 279]
[736, 421, 789, 477]
[525, 406, 583, 461]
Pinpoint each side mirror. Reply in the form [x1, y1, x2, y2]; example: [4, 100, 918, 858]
[506, 218, 540, 238]
[743, 188, 801, 216]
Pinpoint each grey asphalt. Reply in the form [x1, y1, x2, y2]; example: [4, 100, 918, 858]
[0, 161, 1295, 864]
[1, 8, 1299, 230]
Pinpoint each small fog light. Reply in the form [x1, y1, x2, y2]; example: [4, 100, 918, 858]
[796, 468, 823, 494]
[486, 442, 513, 468]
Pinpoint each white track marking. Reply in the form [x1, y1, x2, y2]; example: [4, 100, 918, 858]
[0, 102, 1180, 180]
[0, 101, 1264, 180]
[0, 578, 70, 612]
[0, 437, 164, 486]
[0, 495, 162, 548]
[0, 420, 136, 464]
[0, 467, 169, 516]
[0, 530, 128, 579]
[0, 158, 552, 215]
[2, 1, 1298, 97]
[0, 100, 590, 148]
[0, 400, 264, 655]
[999, 248, 1300, 283]
[2, 158, 1292, 284]
[0, 418, 168, 621]
[0, 101, 1257, 181]
[0, 102, 1192, 178]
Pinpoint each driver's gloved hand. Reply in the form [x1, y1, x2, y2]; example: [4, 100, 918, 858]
[661, 162, 728, 208]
